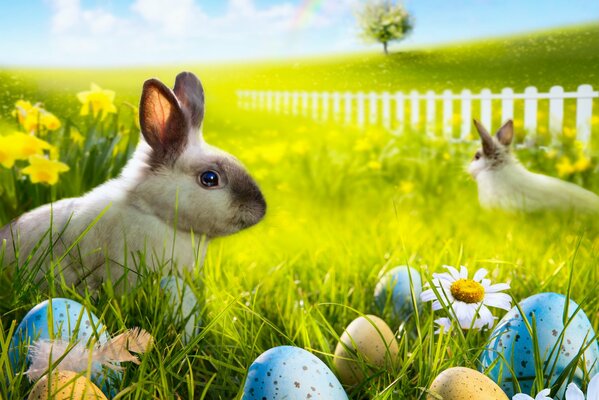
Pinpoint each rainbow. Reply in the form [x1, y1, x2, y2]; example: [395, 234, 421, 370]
[292, 0, 324, 29]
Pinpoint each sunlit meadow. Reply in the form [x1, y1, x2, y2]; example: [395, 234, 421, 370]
[1, 23, 599, 399]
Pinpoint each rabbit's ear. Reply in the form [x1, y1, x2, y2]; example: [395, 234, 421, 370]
[473, 119, 495, 156]
[140, 78, 188, 161]
[174, 72, 205, 130]
[495, 120, 514, 147]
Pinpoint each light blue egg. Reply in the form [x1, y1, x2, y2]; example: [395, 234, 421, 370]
[160, 276, 201, 343]
[374, 266, 422, 320]
[480, 292, 599, 398]
[243, 346, 348, 400]
[9, 298, 119, 396]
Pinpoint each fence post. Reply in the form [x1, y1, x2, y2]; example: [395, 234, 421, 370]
[251, 91, 258, 110]
[291, 91, 299, 115]
[311, 92, 319, 120]
[425, 90, 436, 135]
[548, 86, 564, 142]
[282, 91, 289, 115]
[524, 86, 538, 139]
[368, 92, 378, 125]
[395, 91, 405, 134]
[332, 92, 341, 122]
[501, 88, 514, 123]
[266, 91, 273, 112]
[460, 89, 472, 139]
[382, 92, 391, 129]
[322, 92, 330, 121]
[442, 89, 453, 138]
[480, 88, 492, 130]
[576, 84, 593, 144]
[274, 91, 281, 114]
[357, 92, 365, 127]
[301, 91, 309, 116]
[345, 92, 352, 125]
[410, 90, 420, 130]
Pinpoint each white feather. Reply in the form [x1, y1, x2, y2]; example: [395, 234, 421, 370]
[25, 328, 153, 382]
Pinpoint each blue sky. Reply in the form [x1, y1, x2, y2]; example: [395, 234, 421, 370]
[0, 0, 597, 66]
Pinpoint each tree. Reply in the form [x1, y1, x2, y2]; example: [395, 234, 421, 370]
[356, 0, 413, 55]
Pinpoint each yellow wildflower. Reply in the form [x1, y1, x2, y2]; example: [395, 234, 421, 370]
[77, 83, 117, 118]
[354, 137, 372, 152]
[367, 160, 382, 170]
[22, 155, 69, 185]
[399, 180, 414, 194]
[40, 111, 61, 130]
[291, 140, 309, 155]
[260, 143, 286, 165]
[556, 156, 575, 177]
[70, 130, 85, 147]
[573, 155, 591, 172]
[563, 126, 576, 139]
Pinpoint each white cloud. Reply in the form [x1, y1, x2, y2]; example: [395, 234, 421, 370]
[42, 0, 357, 65]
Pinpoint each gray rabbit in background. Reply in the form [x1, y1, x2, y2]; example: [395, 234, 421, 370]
[468, 119, 599, 213]
[0, 72, 266, 290]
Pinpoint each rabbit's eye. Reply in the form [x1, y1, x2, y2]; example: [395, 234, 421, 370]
[474, 151, 482, 160]
[199, 170, 220, 188]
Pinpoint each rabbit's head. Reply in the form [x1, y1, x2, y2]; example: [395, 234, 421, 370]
[130, 72, 266, 238]
[468, 119, 516, 178]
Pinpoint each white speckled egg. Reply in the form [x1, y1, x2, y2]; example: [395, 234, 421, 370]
[426, 367, 508, 400]
[28, 370, 108, 400]
[333, 315, 399, 386]
[160, 276, 202, 343]
[9, 298, 118, 394]
[480, 292, 599, 398]
[374, 266, 422, 320]
[242, 346, 348, 399]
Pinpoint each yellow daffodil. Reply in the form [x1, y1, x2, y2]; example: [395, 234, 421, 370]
[556, 156, 575, 177]
[77, 83, 117, 118]
[0, 136, 20, 168]
[12, 100, 61, 133]
[22, 155, 69, 185]
[70, 130, 85, 147]
[5, 132, 53, 159]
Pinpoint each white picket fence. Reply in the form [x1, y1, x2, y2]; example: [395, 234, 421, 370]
[236, 85, 599, 144]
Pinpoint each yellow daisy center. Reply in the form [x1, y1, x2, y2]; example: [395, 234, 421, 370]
[450, 279, 485, 303]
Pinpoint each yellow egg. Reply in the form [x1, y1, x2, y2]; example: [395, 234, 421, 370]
[333, 314, 399, 386]
[28, 371, 108, 400]
[426, 367, 508, 400]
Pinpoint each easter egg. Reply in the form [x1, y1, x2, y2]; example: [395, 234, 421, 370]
[374, 266, 422, 320]
[426, 367, 508, 400]
[333, 315, 399, 386]
[242, 346, 348, 399]
[28, 370, 108, 400]
[9, 298, 118, 395]
[480, 292, 599, 397]
[160, 276, 201, 343]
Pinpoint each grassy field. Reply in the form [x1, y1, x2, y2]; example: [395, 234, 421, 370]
[1, 24, 599, 399]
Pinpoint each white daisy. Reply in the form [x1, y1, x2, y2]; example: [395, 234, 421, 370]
[511, 372, 599, 400]
[420, 265, 511, 330]
[564, 373, 599, 400]
[512, 388, 553, 400]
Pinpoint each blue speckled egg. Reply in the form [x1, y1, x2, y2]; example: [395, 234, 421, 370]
[9, 298, 118, 395]
[160, 276, 201, 343]
[480, 292, 599, 397]
[242, 346, 348, 400]
[374, 266, 422, 320]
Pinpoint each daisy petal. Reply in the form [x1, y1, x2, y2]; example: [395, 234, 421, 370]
[484, 293, 513, 310]
[588, 373, 599, 400]
[473, 268, 488, 282]
[442, 265, 461, 281]
[459, 265, 469, 279]
[486, 282, 511, 293]
[420, 289, 436, 302]
[565, 383, 585, 400]
[512, 394, 535, 400]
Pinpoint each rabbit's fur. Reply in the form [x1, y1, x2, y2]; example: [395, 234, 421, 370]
[0, 72, 266, 290]
[468, 119, 599, 213]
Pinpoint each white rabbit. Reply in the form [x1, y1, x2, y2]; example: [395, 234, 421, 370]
[0, 72, 266, 290]
[468, 119, 599, 213]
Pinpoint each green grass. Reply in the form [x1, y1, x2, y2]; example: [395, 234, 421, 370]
[1, 24, 599, 399]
